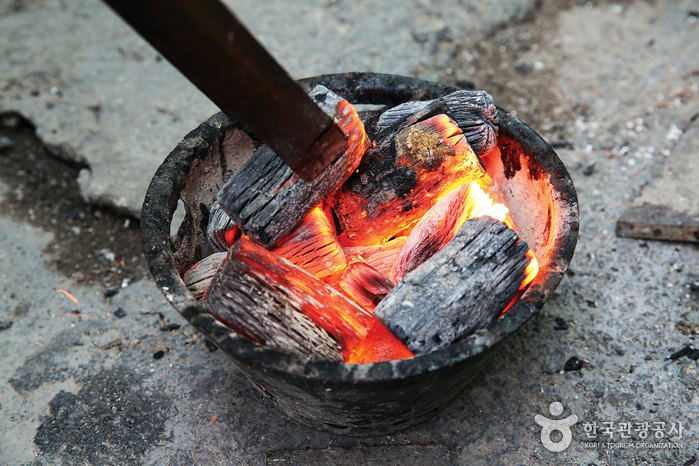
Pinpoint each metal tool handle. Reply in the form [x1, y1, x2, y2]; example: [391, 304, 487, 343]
[103, 0, 347, 181]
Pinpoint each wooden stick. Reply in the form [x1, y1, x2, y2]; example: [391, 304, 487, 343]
[374, 216, 533, 355]
[616, 204, 699, 243]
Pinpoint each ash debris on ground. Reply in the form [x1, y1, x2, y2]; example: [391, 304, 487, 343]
[0, 113, 149, 289]
[34, 366, 171, 466]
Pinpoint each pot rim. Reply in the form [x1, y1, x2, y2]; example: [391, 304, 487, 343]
[141, 72, 579, 383]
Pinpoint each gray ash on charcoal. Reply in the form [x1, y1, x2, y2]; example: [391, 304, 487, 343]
[183, 252, 227, 301]
[204, 239, 374, 362]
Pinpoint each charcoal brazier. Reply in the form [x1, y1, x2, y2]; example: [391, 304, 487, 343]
[141, 72, 579, 436]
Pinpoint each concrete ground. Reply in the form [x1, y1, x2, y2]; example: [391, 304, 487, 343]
[1, 0, 698, 464]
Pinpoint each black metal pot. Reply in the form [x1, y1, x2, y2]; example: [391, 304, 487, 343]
[141, 72, 579, 436]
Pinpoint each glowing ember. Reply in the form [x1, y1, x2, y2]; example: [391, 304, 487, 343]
[224, 226, 240, 248]
[271, 206, 347, 282]
[390, 174, 519, 282]
[331, 114, 487, 245]
[216, 85, 370, 248]
[339, 261, 395, 310]
[346, 320, 414, 364]
[499, 249, 540, 317]
[343, 236, 406, 278]
[56, 289, 79, 303]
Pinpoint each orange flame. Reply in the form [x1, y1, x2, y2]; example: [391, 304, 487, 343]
[390, 177, 515, 282]
[499, 249, 539, 317]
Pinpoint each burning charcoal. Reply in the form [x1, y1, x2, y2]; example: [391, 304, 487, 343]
[271, 206, 347, 282]
[183, 252, 227, 301]
[343, 237, 406, 278]
[207, 200, 240, 252]
[376, 90, 499, 155]
[374, 216, 537, 355]
[554, 317, 569, 331]
[205, 239, 374, 362]
[339, 262, 395, 311]
[390, 177, 511, 283]
[217, 85, 370, 247]
[346, 320, 413, 364]
[616, 204, 699, 243]
[331, 111, 487, 245]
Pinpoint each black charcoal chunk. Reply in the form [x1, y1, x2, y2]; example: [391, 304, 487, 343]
[374, 216, 531, 355]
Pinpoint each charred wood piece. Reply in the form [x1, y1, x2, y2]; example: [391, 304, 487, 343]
[331, 109, 487, 245]
[377, 90, 499, 155]
[343, 236, 406, 278]
[217, 85, 370, 247]
[374, 216, 533, 355]
[616, 203, 699, 243]
[207, 200, 240, 252]
[183, 252, 227, 301]
[271, 206, 347, 282]
[204, 239, 374, 361]
[339, 262, 395, 311]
